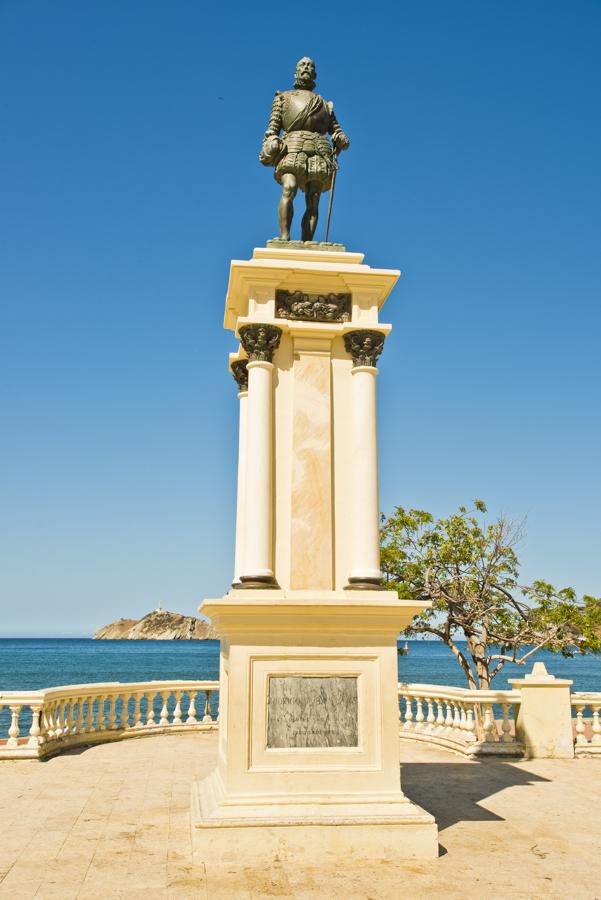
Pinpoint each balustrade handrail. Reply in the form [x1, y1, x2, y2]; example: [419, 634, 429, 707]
[0, 679, 220, 704]
[398, 682, 520, 703]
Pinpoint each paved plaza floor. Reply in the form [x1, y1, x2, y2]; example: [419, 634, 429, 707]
[0, 732, 599, 899]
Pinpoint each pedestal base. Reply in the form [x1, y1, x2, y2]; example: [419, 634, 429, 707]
[190, 590, 438, 866]
[191, 770, 438, 864]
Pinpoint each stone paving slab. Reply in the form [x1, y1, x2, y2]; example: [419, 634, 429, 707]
[0, 732, 599, 899]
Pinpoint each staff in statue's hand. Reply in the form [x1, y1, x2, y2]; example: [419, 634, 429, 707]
[325, 147, 341, 244]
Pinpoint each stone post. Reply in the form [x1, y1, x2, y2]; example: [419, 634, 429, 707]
[343, 330, 386, 589]
[237, 324, 282, 588]
[230, 360, 248, 588]
[509, 662, 574, 759]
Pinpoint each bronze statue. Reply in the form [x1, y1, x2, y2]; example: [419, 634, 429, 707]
[259, 57, 350, 242]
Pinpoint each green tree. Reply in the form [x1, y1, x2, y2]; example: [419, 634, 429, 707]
[380, 501, 601, 689]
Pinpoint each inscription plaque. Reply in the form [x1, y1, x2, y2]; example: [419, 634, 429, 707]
[267, 675, 358, 748]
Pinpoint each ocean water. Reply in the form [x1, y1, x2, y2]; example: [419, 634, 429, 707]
[1, 639, 600, 736]
[1, 638, 600, 693]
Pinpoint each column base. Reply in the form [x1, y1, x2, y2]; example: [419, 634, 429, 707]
[191, 770, 438, 865]
[238, 575, 280, 589]
[344, 576, 386, 591]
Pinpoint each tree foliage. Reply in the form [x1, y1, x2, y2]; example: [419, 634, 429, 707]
[380, 501, 601, 689]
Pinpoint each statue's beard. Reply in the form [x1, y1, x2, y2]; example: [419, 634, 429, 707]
[294, 73, 315, 91]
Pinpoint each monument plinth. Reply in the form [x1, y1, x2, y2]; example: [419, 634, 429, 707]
[191, 245, 438, 864]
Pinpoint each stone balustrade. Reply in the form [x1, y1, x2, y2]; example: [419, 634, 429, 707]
[2, 677, 600, 760]
[398, 683, 523, 757]
[572, 692, 601, 755]
[0, 680, 219, 760]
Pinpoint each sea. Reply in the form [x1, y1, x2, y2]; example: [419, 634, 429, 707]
[1, 638, 600, 733]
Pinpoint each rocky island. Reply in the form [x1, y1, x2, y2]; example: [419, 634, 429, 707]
[93, 608, 218, 640]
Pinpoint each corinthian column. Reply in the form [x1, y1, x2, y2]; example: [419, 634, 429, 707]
[237, 324, 282, 589]
[343, 330, 386, 590]
[230, 359, 248, 588]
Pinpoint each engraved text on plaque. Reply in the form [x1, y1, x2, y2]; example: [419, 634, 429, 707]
[267, 675, 358, 748]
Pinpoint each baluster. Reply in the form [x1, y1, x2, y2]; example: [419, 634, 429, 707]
[444, 700, 453, 729]
[203, 690, 213, 723]
[64, 698, 71, 736]
[85, 697, 94, 733]
[28, 704, 42, 748]
[97, 695, 106, 731]
[55, 700, 64, 738]
[403, 696, 414, 730]
[65, 698, 74, 736]
[435, 698, 445, 731]
[415, 698, 425, 731]
[481, 703, 495, 742]
[119, 694, 129, 729]
[54, 700, 63, 739]
[425, 697, 435, 732]
[133, 692, 143, 727]
[591, 705, 601, 745]
[40, 703, 51, 740]
[159, 692, 170, 727]
[459, 703, 467, 732]
[501, 703, 513, 742]
[71, 697, 80, 734]
[70, 698, 79, 735]
[47, 701, 56, 739]
[465, 704, 476, 739]
[108, 694, 118, 730]
[146, 692, 157, 726]
[398, 695, 407, 728]
[173, 691, 183, 725]
[574, 704, 587, 745]
[54, 700, 62, 738]
[86, 697, 94, 732]
[186, 691, 198, 724]
[78, 696, 86, 733]
[68, 698, 75, 735]
[7, 705, 22, 749]
[452, 702, 461, 732]
[55, 701, 62, 738]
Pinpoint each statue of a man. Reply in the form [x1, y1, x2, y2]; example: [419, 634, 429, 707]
[259, 57, 350, 242]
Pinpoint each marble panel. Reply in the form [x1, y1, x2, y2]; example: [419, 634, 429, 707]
[266, 675, 358, 748]
[289, 349, 333, 590]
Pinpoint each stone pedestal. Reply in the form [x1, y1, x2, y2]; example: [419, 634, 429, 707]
[191, 245, 438, 863]
[509, 662, 574, 759]
[192, 591, 436, 863]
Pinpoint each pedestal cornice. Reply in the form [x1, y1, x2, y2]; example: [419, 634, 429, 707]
[224, 248, 400, 331]
[200, 591, 431, 641]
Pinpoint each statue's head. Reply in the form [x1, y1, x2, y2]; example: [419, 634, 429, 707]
[294, 57, 316, 91]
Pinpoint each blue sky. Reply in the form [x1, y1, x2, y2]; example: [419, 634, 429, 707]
[1, 2, 600, 636]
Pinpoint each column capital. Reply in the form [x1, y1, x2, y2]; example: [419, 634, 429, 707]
[343, 330, 386, 368]
[239, 323, 282, 363]
[230, 359, 249, 392]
